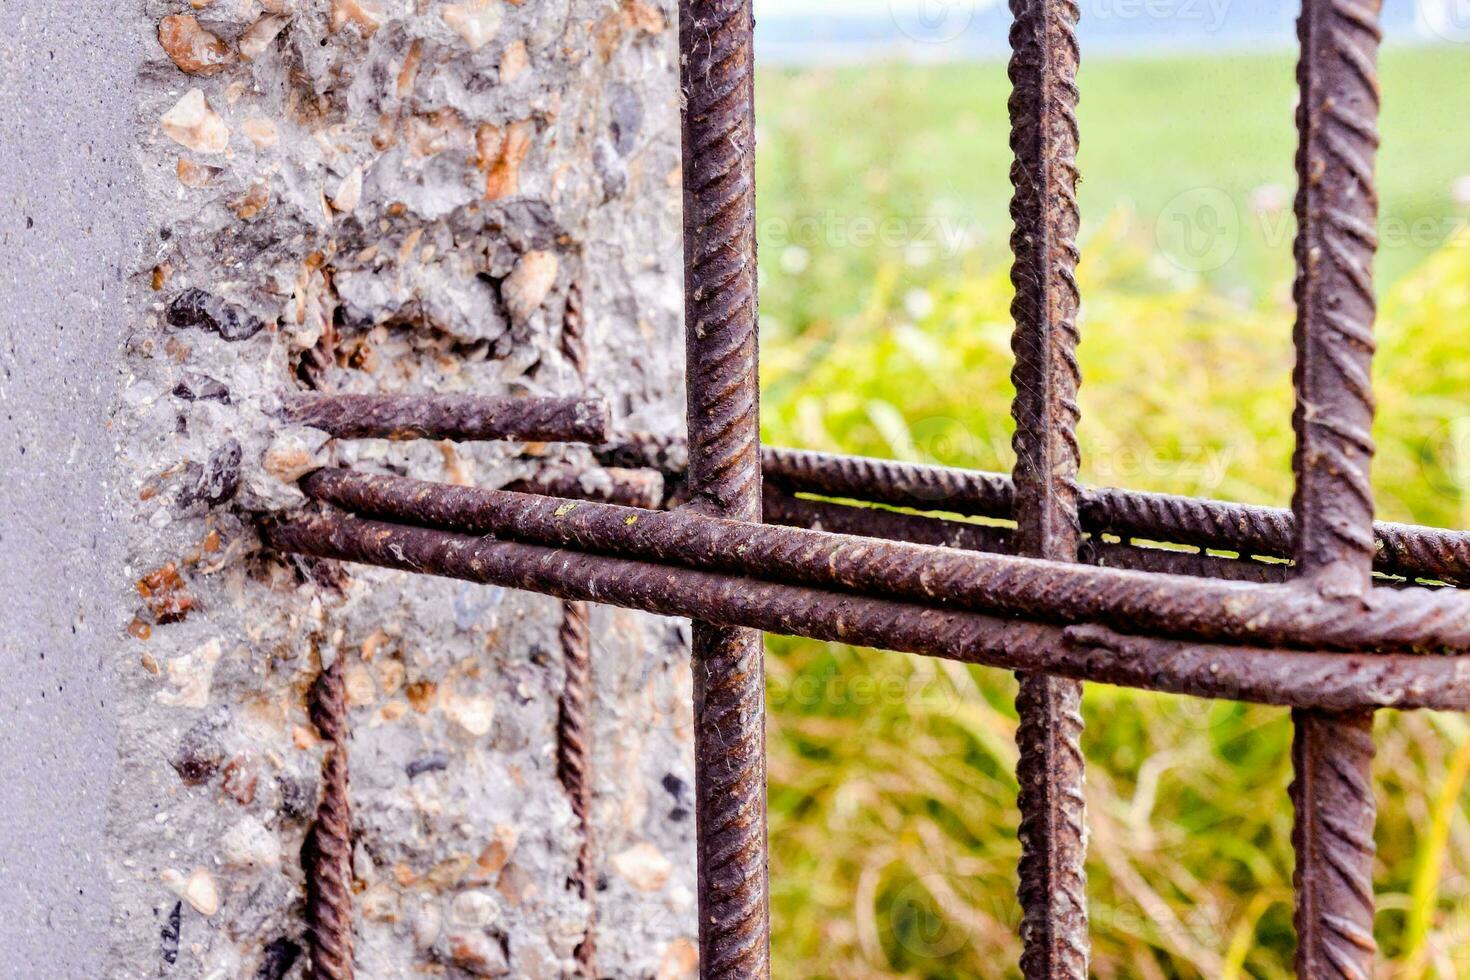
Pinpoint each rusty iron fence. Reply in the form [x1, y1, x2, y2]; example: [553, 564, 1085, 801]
[260, 0, 1470, 975]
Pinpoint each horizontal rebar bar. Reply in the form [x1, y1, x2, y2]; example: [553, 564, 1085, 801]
[503, 467, 664, 510]
[301, 468, 1470, 653]
[762, 490, 1293, 584]
[262, 509, 1470, 712]
[608, 439, 1468, 586]
[283, 394, 609, 444]
[764, 448, 1469, 587]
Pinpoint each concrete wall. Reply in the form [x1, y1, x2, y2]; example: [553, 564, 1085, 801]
[0, 1, 697, 977]
[0, 1, 145, 975]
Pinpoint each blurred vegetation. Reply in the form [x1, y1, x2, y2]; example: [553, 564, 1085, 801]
[754, 46, 1470, 978]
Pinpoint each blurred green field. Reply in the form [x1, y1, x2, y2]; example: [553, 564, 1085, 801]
[754, 46, 1470, 979]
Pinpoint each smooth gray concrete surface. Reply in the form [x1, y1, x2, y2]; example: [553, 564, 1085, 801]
[0, 2, 143, 976]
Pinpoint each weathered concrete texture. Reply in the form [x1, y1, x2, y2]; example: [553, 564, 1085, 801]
[0, 1, 146, 977]
[4, 0, 694, 976]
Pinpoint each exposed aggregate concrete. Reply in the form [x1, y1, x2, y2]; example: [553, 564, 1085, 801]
[106, 0, 697, 976]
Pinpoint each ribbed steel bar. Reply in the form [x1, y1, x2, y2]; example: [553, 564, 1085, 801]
[504, 467, 664, 510]
[300, 468, 1470, 653]
[558, 600, 598, 976]
[768, 449, 1470, 586]
[263, 511, 1470, 713]
[775, 493, 1284, 581]
[1006, 0, 1089, 966]
[762, 489, 1016, 555]
[606, 442, 1470, 586]
[283, 394, 610, 444]
[679, 0, 769, 974]
[765, 489, 1298, 583]
[1288, 0, 1385, 971]
[304, 651, 354, 980]
[1082, 539, 1289, 583]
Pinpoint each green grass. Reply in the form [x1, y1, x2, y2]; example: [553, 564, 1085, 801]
[756, 45, 1470, 335]
[755, 45, 1470, 979]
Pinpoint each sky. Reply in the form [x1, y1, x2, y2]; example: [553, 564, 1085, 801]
[754, 0, 1006, 19]
[751, 0, 1455, 61]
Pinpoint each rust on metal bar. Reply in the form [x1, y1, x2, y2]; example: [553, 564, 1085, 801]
[607, 442, 1469, 586]
[1005, 0, 1089, 964]
[766, 449, 1470, 586]
[765, 487, 1296, 583]
[299, 468, 1470, 653]
[282, 394, 610, 444]
[262, 510, 1470, 713]
[558, 599, 598, 976]
[504, 467, 664, 510]
[304, 648, 355, 980]
[762, 489, 1016, 555]
[679, 0, 770, 975]
[1288, 0, 1385, 971]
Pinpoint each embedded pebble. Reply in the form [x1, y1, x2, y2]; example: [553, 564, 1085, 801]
[413, 900, 443, 949]
[446, 929, 510, 976]
[449, 890, 500, 929]
[242, 117, 279, 149]
[232, 182, 271, 221]
[502, 250, 558, 323]
[159, 638, 223, 709]
[331, 166, 364, 214]
[499, 40, 528, 83]
[176, 158, 221, 188]
[611, 842, 672, 893]
[220, 816, 280, 868]
[166, 288, 263, 342]
[442, 0, 503, 51]
[161, 89, 230, 154]
[158, 15, 232, 76]
[262, 431, 328, 483]
[656, 938, 699, 980]
[332, 0, 385, 33]
[444, 692, 495, 737]
[184, 868, 221, 916]
[238, 14, 290, 60]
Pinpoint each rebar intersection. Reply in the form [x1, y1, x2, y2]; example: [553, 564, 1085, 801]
[263, 0, 1470, 975]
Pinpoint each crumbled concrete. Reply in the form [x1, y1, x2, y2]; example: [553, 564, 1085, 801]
[2, 0, 697, 976]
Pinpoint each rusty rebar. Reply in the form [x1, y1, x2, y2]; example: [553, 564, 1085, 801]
[764, 488, 1295, 583]
[1006, 0, 1088, 967]
[1288, 0, 1384, 972]
[680, 0, 769, 975]
[762, 490, 1016, 554]
[299, 468, 1470, 653]
[557, 599, 598, 976]
[504, 467, 664, 510]
[262, 510, 1470, 713]
[606, 442, 1470, 587]
[561, 281, 588, 379]
[304, 650, 354, 980]
[282, 394, 609, 444]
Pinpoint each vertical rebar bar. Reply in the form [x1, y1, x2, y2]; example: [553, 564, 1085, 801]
[1006, 0, 1088, 972]
[557, 272, 599, 977]
[679, 0, 769, 975]
[1288, 0, 1383, 972]
[304, 650, 355, 980]
[558, 600, 598, 976]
